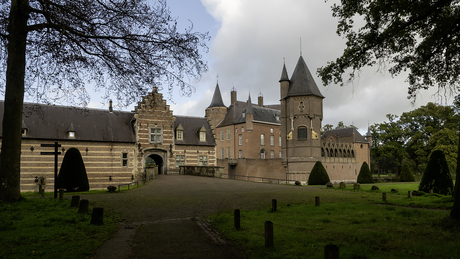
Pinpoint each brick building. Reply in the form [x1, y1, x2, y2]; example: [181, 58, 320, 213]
[0, 87, 216, 192]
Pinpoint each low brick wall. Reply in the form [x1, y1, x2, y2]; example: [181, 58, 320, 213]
[179, 166, 224, 177]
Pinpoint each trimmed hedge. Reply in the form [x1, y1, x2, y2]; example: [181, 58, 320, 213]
[419, 150, 453, 195]
[357, 162, 373, 184]
[57, 148, 90, 192]
[308, 161, 330, 185]
[399, 164, 415, 182]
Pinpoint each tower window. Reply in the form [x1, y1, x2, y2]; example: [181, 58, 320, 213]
[298, 126, 307, 140]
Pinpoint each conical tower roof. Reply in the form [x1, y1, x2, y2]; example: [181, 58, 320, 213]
[279, 63, 289, 82]
[245, 94, 254, 114]
[284, 56, 324, 99]
[207, 83, 226, 108]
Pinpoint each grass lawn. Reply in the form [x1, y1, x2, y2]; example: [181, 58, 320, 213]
[209, 182, 459, 259]
[0, 197, 119, 259]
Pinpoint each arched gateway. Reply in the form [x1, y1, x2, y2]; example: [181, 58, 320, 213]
[143, 149, 167, 175]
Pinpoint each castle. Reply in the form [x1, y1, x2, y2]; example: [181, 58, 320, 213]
[0, 55, 371, 192]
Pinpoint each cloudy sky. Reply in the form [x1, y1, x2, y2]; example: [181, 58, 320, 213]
[110, 0, 454, 134]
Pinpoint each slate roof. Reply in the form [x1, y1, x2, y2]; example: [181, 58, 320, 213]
[217, 101, 281, 127]
[321, 128, 369, 143]
[0, 101, 136, 142]
[284, 56, 324, 99]
[174, 116, 216, 146]
[279, 63, 289, 82]
[207, 83, 226, 108]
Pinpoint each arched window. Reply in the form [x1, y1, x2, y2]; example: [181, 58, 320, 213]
[297, 126, 307, 140]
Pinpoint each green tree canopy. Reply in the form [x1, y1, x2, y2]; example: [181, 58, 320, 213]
[357, 161, 373, 184]
[308, 161, 330, 185]
[419, 150, 453, 195]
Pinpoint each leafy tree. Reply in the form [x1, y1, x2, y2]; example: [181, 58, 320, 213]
[0, 0, 209, 202]
[357, 161, 373, 184]
[319, 0, 460, 219]
[399, 163, 415, 182]
[308, 161, 330, 185]
[57, 148, 89, 192]
[419, 150, 453, 195]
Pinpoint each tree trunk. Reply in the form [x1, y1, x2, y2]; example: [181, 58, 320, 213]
[450, 130, 460, 220]
[0, 0, 29, 202]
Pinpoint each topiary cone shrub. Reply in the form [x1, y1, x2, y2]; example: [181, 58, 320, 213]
[308, 161, 330, 185]
[57, 147, 90, 192]
[357, 162, 373, 184]
[399, 164, 415, 182]
[419, 150, 453, 195]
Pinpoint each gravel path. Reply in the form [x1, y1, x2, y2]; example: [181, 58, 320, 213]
[88, 175, 321, 259]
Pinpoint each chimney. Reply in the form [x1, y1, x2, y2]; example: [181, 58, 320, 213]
[109, 99, 113, 112]
[231, 88, 237, 105]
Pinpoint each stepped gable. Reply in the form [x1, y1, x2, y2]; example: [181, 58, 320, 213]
[0, 101, 135, 142]
[174, 116, 216, 146]
[284, 55, 324, 99]
[208, 83, 226, 108]
[322, 127, 368, 143]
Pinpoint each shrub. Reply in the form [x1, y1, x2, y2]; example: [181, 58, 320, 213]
[419, 150, 453, 195]
[357, 162, 373, 183]
[399, 164, 415, 182]
[57, 148, 90, 192]
[308, 161, 330, 185]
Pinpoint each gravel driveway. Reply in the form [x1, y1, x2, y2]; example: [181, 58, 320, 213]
[88, 175, 321, 259]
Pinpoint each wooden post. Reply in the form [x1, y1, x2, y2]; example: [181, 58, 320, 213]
[272, 199, 277, 213]
[265, 221, 273, 248]
[91, 207, 104, 225]
[315, 196, 320, 207]
[70, 195, 80, 208]
[78, 199, 89, 214]
[324, 244, 339, 259]
[429, 189, 433, 194]
[234, 209, 241, 230]
[408, 191, 412, 198]
[59, 189, 64, 200]
[382, 193, 387, 202]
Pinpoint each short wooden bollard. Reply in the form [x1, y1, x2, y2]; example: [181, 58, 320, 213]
[265, 221, 274, 248]
[91, 207, 104, 225]
[382, 193, 387, 202]
[429, 189, 433, 195]
[234, 209, 241, 230]
[70, 195, 80, 208]
[408, 191, 412, 198]
[78, 199, 89, 214]
[272, 199, 277, 213]
[324, 244, 339, 259]
[315, 196, 320, 207]
[59, 189, 64, 200]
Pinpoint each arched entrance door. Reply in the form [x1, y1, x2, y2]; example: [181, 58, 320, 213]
[144, 149, 167, 176]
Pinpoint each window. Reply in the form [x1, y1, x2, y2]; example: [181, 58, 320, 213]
[239, 150, 242, 158]
[221, 148, 224, 159]
[279, 136, 282, 147]
[150, 127, 162, 143]
[235, 128, 238, 133]
[270, 150, 274, 159]
[298, 126, 307, 140]
[22, 129, 27, 136]
[227, 147, 231, 158]
[221, 131, 224, 141]
[279, 151, 282, 158]
[176, 130, 183, 140]
[242, 126, 244, 132]
[227, 129, 231, 140]
[238, 134, 242, 145]
[199, 156, 208, 166]
[270, 128, 274, 133]
[68, 131, 76, 138]
[270, 135, 274, 146]
[176, 155, 185, 167]
[260, 150, 265, 159]
[200, 132, 206, 142]
[122, 153, 128, 167]
[261, 134, 265, 145]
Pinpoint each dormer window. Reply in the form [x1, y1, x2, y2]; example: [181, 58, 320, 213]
[21, 128, 28, 136]
[176, 123, 184, 140]
[67, 123, 76, 139]
[22, 120, 28, 137]
[199, 126, 207, 142]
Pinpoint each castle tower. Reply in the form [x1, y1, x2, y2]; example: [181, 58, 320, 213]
[245, 94, 254, 133]
[280, 55, 325, 181]
[205, 83, 227, 139]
